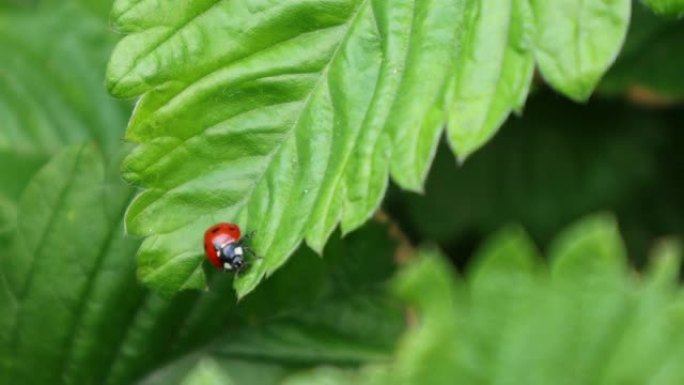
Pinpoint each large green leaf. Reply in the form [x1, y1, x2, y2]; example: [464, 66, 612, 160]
[0, 145, 402, 384]
[402, 93, 664, 259]
[346, 216, 684, 385]
[107, 0, 634, 297]
[0, 145, 144, 385]
[107, 0, 465, 297]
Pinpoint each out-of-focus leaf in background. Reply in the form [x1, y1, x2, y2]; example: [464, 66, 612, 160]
[0, 1, 131, 246]
[0, 3, 128, 156]
[392, 90, 683, 267]
[641, 0, 684, 17]
[600, 3, 684, 101]
[345, 216, 684, 384]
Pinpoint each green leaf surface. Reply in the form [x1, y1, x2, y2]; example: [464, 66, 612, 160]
[354, 216, 684, 385]
[107, 0, 471, 297]
[135, 242, 403, 385]
[0, 1, 132, 247]
[448, 0, 535, 161]
[0, 143, 403, 385]
[0, 145, 141, 385]
[642, 0, 684, 16]
[0, 3, 129, 157]
[179, 359, 234, 385]
[107, 0, 640, 297]
[531, 0, 631, 101]
[279, 367, 362, 385]
[467, 225, 541, 319]
[549, 213, 626, 282]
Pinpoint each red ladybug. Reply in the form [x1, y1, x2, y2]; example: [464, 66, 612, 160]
[203, 223, 255, 273]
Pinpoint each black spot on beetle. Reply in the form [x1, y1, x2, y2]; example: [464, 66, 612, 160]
[211, 227, 220, 233]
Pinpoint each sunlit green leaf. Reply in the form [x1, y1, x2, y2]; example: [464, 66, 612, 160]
[107, 0, 471, 296]
[107, 0, 639, 296]
[531, 0, 631, 101]
[448, 0, 535, 161]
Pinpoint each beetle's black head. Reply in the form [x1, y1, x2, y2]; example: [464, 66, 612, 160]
[219, 243, 245, 271]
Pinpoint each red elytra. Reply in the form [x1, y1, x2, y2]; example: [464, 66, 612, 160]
[203, 223, 241, 268]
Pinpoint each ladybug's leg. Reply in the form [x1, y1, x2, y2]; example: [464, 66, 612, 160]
[244, 246, 262, 261]
[239, 231, 256, 243]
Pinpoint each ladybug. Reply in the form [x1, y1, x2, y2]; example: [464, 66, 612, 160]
[203, 223, 256, 273]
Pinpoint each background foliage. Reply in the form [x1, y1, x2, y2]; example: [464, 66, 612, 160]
[0, 0, 683, 384]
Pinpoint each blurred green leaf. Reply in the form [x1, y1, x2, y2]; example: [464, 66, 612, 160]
[279, 367, 362, 385]
[179, 359, 234, 385]
[0, 1, 131, 245]
[531, 0, 631, 101]
[600, 3, 684, 99]
[403, 93, 665, 259]
[642, 0, 684, 16]
[469, 225, 540, 288]
[389, 251, 464, 385]
[0, 3, 129, 157]
[549, 214, 626, 282]
[351, 216, 684, 385]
